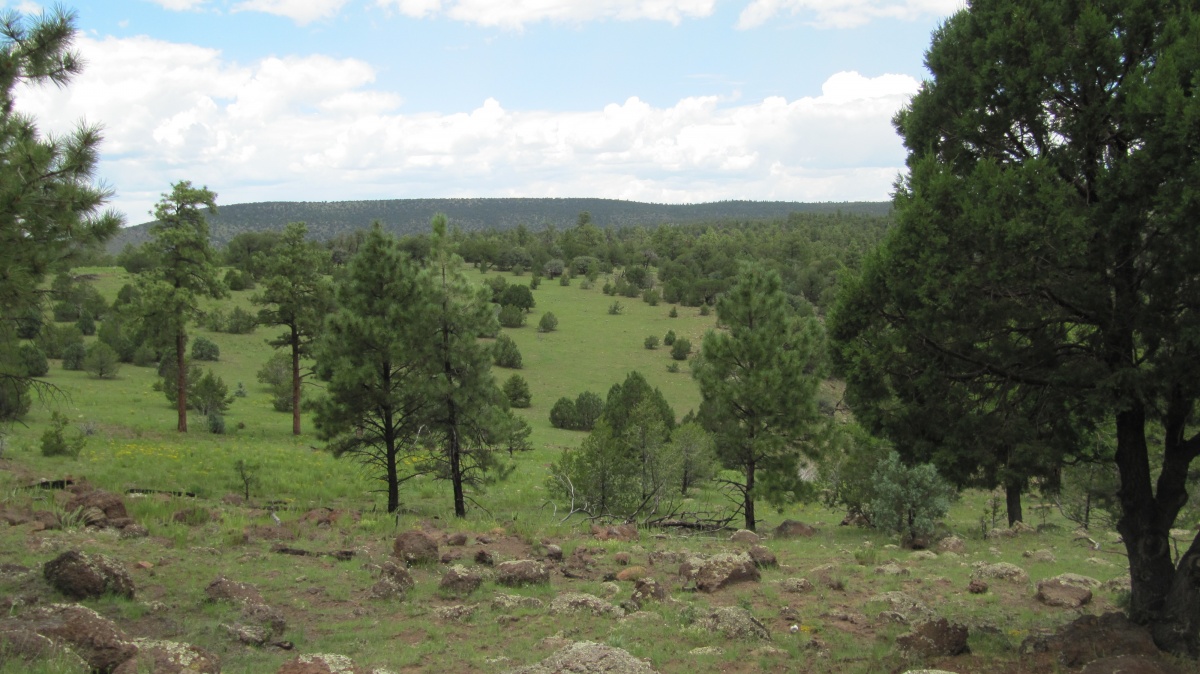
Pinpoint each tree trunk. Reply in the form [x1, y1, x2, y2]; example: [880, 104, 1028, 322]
[385, 435, 399, 514]
[175, 330, 187, 432]
[290, 327, 301, 436]
[743, 458, 756, 532]
[1153, 532, 1200, 657]
[1005, 480, 1023, 526]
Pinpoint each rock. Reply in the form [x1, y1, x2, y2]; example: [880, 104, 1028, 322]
[17, 603, 138, 673]
[112, 638, 221, 674]
[65, 488, 129, 527]
[647, 550, 689, 567]
[496, 560, 549, 587]
[439, 565, 482, 596]
[171, 506, 213, 525]
[971, 562, 1029, 583]
[874, 562, 909, 576]
[967, 579, 988, 594]
[544, 544, 563, 562]
[910, 550, 938, 561]
[868, 592, 930, 623]
[773, 520, 816, 539]
[896, 618, 970, 657]
[696, 607, 770, 641]
[1036, 578, 1093, 609]
[986, 528, 1018, 540]
[611, 552, 630, 566]
[730, 529, 760, 544]
[240, 602, 287, 639]
[1023, 549, 1057, 563]
[446, 532, 468, 546]
[507, 641, 657, 674]
[549, 593, 624, 618]
[1103, 576, 1132, 593]
[935, 536, 966, 553]
[1087, 557, 1116, 567]
[491, 593, 544, 611]
[475, 549, 496, 567]
[1012, 521, 1037, 535]
[0, 628, 88, 670]
[120, 524, 149, 539]
[393, 531, 439, 566]
[1021, 613, 1159, 668]
[689, 646, 723, 656]
[205, 577, 266, 606]
[1080, 655, 1185, 674]
[433, 604, 476, 621]
[590, 524, 638, 541]
[369, 561, 415, 600]
[778, 578, 814, 593]
[44, 550, 135, 600]
[277, 652, 390, 674]
[748, 545, 777, 568]
[615, 566, 648, 582]
[222, 622, 269, 646]
[628, 578, 667, 608]
[689, 553, 759, 592]
[599, 582, 620, 598]
[1050, 573, 1102, 589]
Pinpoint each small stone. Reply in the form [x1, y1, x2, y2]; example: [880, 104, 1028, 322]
[730, 529, 761, 544]
[778, 578, 814, 593]
[544, 544, 563, 561]
[967, 579, 988, 594]
[613, 552, 630, 566]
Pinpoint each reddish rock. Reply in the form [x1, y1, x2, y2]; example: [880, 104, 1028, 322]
[474, 549, 495, 567]
[615, 566, 648, 582]
[438, 565, 482, 596]
[1036, 578, 1093, 609]
[591, 524, 638, 541]
[693, 553, 760, 592]
[613, 552, 630, 566]
[1021, 612, 1159, 668]
[369, 561, 414, 600]
[446, 532, 468, 546]
[171, 507, 213, 526]
[65, 489, 128, 526]
[896, 618, 970, 657]
[748, 545, 777, 568]
[205, 577, 265, 606]
[730, 529, 761, 544]
[496, 560, 549, 587]
[44, 550, 135, 600]
[393, 531, 439, 566]
[773, 520, 817, 539]
[112, 639, 221, 674]
[19, 604, 137, 674]
[968, 579, 989, 594]
[1080, 655, 1184, 674]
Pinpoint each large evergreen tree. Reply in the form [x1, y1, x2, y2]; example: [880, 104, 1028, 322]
[0, 7, 121, 420]
[693, 264, 825, 531]
[252, 222, 334, 435]
[311, 224, 432, 514]
[138, 182, 225, 432]
[830, 0, 1200, 654]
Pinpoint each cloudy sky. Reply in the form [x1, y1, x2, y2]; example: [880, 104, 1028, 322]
[14, 0, 961, 225]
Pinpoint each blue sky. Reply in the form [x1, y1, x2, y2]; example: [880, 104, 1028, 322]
[14, 0, 961, 224]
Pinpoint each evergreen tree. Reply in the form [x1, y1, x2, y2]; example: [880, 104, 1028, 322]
[252, 222, 334, 435]
[138, 182, 226, 432]
[693, 264, 825, 531]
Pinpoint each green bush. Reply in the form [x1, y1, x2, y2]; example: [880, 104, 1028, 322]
[559, 273, 571, 286]
[529, 274, 541, 290]
[61, 342, 87, 371]
[502, 374, 532, 408]
[498, 304, 526, 328]
[642, 288, 660, 306]
[699, 304, 711, 316]
[257, 352, 293, 412]
[224, 268, 255, 291]
[493, 334, 523, 369]
[669, 306, 678, 318]
[207, 411, 226, 435]
[670, 338, 691, 361]
[549, 397, 578, 430]
[644, 335, 659, 350]
[869, 451, 955, 544]
[75, 310, 96, 336]
[84, 342, 121, 379]
[192, 335, 220, 361]
[663, 330, 676, 346]
[132, 345, 157, 367]
[608, 301, 623, 315]
[19, 344, 48, 377]
[537, 312, 558, 333]
[574, 391, 604, 431]
[41, 412, 85, 458]
[191, 369, 233, 417]
[223, 307, 257, 334]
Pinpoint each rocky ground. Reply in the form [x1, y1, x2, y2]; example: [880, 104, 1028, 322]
[0, 480, 1193, 674]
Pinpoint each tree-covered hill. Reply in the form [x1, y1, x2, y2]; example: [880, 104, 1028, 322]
[108, 197, 890, 251]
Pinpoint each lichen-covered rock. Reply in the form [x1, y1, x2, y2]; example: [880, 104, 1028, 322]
[730, 529, 760, 544]
[112, 638, 221, 674]
[205, 577, 265, 606]
[507, 641, 658, 674]
[544, 544, 563, 562]
[392, 531, 438, 566]
[629, 578, 667, 608]
[874, 562, 910, 576]
[44, 550, 135, 600]
[778, 578, 814, 593]
[696, 607, 770, 641]
[1020, 612, 1158, 668]
[971, 562, 1028, 583]
[748, 545, 777, 568]
[439, 565, 482, 596]
[936, 536, 966, 553]
[433, 605, 476, 621]
[496, 560, 549, 587]
[19, 603, 138, 673]
[276, 652, 395, 674]
[1036, 578, 1093, 609]
[896, 619, 970, 657]
[549, 593, 624, 618]
[490, 593, 544, 611]
[1023, 549, 1057, 563]
[691, 553, 759, 592]
[868, 592, 930, 623]
[369, 562, 414, 600]
[0, 628, 88, 670]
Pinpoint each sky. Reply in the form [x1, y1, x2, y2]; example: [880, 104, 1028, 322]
[12, 0, 963, 225]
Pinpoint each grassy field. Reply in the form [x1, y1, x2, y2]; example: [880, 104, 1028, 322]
[0, 265, 1177, 674]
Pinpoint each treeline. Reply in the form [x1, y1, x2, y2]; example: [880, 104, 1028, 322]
[105, 197, 890, 251]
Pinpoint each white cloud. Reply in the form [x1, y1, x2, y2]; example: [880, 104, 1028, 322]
[17, 35, 916, 222]
[376, 0, 716, 28]
[145, 0, 209, 10]
[234, 0, 350, 24]
[738, 0, 962, 29]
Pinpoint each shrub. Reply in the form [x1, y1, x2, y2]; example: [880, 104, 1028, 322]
[699, 304, 711, 316]
[644, 335, 659, 350]
[191, 369, 233, 417]
[61, 342, 87, 371]
[486, 275, 508, 303]
[41, 412, 85, 458]
[52, 300, 79, 322]
[669, 306, 678, 318]
[537, 312, 558, 333]
[16, 307, 43, 339]
[192, 335, 220, 361]
[602, 282, 614, 295]
[559, 273, 571, 286]
[84, 342, 121, 379]
[574, 391, 604, 431]
[500, 284, 535, 312]
[75, 310, 95, 336]
[666, 362, 680, 373]
[203, 307, 227, 332]
[663, 329, 676, 346]
[498, 304, 526, 328]
[502, 374, 532, 408]
[543, 259, 565, 278]
[493, 334, 523, 368]
[132, 345, 157, 367]
[207, 411, 226, 435]
[579, 279, 593, 290]
[224, 268, 255, 291]
[549, 397, 578, 430]
[529, 274, 541, 290]
[37, 323, 82, 360]
[670, 338, 691, 361]
[257, 352, 293, 412]
[608, 301, 623, 315]
[869, 451, 956, 544]
[223, 307, 257, 334]
[19, 344, 48, 377]
[642, 288, 660, 306]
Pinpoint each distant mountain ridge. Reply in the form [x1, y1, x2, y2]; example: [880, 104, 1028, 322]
[108, 197, 892, 251]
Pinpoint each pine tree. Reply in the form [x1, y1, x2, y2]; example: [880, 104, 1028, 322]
[252, 222, 334, 435]
[693, 264, 825, 531]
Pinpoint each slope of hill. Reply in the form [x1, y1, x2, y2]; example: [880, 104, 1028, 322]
[107, 197, 891, 251]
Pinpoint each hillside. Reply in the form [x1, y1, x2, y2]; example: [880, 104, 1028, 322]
[107, 197, 891, 251]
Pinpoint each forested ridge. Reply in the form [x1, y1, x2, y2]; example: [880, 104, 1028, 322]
[107, 197, 890, 251]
